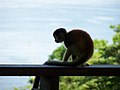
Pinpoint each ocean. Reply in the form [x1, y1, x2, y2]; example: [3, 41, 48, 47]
[0, 76, 30, 90]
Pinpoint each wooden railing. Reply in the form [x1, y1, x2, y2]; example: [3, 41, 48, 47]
[0, 64, 120, 90]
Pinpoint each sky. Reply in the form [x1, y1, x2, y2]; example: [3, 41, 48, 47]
[0, 0, 120, 7]
[0, 0, 120, 64]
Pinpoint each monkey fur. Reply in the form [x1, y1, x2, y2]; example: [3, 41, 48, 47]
[45, 28, 94, 66]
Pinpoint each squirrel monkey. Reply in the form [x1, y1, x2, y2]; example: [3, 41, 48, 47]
[32, 28, 94, 89]
[45, 28, 94, 66]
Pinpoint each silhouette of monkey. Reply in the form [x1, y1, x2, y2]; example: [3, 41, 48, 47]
[32, 28, 94, 90]
[45, 28, 94, 66]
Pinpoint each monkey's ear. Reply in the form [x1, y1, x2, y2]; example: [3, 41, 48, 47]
[59, 33, 65, 37]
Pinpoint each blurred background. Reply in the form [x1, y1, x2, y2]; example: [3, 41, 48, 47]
[0, 0, 120, 89]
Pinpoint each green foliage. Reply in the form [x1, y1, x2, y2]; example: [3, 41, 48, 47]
[110, 24, 120, 45]
[89, 39, 108, 64]
[110, 24, 120, 33]
[113, 32, 120, 45]
[14, 85, 32, 90]
[94, 39, 108, 50]
[59, 76, 120, 90]
[49, 45, 66, 60]
[49, 24, 120, 90]
[15, 24, 120, 90]
[99, 24, 120, 64]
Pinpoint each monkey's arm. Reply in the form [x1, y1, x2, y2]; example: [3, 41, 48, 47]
[44, 47, 71, 65]
[63, 47, 71, 61]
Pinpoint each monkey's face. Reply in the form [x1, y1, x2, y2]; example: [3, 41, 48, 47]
[54, 33, 65, 43]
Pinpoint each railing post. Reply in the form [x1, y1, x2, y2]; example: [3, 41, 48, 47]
[39, 76, 59, 90]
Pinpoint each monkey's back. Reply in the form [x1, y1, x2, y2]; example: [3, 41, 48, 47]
[67, 29, 94, 60]
[67, 29, 92, 44]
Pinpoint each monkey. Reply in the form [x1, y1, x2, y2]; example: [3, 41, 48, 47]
[32, 28, 94, 89]
[45, 28, 94, 66]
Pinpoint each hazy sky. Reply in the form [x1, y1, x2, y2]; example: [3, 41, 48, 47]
[0, 0, 120, 6]
[0, 0, 120, 64]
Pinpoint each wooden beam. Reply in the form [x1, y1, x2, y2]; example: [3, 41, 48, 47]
[32, 76, 59, 90]
[0, 64, 120, 76]
[40, 76, 59, 90]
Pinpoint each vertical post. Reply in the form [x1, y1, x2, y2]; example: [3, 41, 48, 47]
[39, 76, 59, 90]
[32, 76, 40, 89]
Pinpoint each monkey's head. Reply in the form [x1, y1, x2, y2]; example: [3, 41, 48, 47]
[53, 28, 67, 43]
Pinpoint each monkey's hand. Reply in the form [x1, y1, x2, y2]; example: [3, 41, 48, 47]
[44, 60, 62, 65]
[44, 60, 51, 65]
